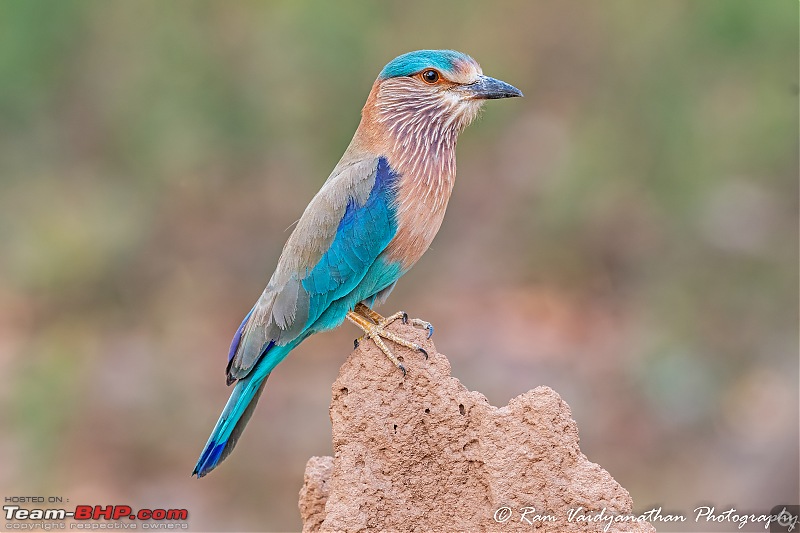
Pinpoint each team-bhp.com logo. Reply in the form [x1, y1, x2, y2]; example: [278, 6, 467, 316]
[4, 504, 188, 523]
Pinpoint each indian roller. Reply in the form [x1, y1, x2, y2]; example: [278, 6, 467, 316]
[193, 50, 522, 477]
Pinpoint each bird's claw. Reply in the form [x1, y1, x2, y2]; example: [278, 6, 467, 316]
[417, 345, 429, 359]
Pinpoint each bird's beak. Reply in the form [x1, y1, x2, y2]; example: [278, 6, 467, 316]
[460, 75, 523, 100]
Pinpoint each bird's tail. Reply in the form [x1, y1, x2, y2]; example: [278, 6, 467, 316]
[193, 338, 303, 478]
[192, 370, 270, 478]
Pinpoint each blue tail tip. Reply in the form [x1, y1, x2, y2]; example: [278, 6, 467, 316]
[193, 441, 226, 478]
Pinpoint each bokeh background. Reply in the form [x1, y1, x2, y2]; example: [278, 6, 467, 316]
[1, 1, 797, 531]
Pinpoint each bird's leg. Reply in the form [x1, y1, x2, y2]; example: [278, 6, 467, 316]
[353, 302, 434, 338]
[354, 302, 396, 324]
[347, 303, 431, 376]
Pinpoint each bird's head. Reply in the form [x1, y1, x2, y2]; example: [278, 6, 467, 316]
[360, 50, 522, 153]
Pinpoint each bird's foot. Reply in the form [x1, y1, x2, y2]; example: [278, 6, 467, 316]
[347, 304, 432, 376]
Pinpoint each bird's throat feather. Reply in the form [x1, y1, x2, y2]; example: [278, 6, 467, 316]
[370, 81, 481, 269]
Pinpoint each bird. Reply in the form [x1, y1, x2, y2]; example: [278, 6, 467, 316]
[193, 49, 522, 478]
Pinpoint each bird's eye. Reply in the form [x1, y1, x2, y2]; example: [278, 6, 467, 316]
[421, 69, 440, 84]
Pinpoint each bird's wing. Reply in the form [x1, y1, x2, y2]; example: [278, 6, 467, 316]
[226, 156, 399, 382]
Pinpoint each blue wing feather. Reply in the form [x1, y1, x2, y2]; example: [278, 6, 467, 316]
[299, 157, 400, 328]
[228, 307, 255, 363]
[228, 156, 401, 379]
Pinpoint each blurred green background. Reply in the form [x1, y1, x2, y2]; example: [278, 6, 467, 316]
[0, 1, 797, 531]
